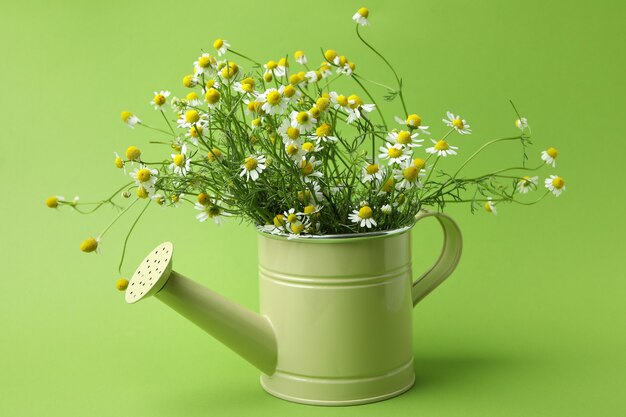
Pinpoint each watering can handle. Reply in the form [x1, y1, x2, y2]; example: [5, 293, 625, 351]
[412, 210, 463, 306]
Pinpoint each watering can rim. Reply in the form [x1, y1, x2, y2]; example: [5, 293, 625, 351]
[256, 223, 414, 243]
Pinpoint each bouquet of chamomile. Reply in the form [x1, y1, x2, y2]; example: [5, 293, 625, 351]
[46, 7, 566, 287]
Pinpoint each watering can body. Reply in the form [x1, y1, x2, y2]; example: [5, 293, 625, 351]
[126, 210, 462, 406]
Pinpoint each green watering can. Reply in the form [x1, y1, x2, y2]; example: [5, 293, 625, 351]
[126, 210, 462, 405]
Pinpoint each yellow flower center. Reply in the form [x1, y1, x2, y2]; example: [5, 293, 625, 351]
[296, 112, 309, 124]
[242, 77, 254, 86]
[546, 147, 558, 158]
[186, 92, 199, 101]
[316, 97, 330, 111]
[291, 222, 305, 234]
[213, 38, 224, 49]
[388, 147, 403, 158]
[295, 50, 305, 59]
[182, 75, 195, 88]
[289, 74, 302, 85]
[189, 125, 203, 137]
[173, 154, 185, 167]
[273, 214, 285, 227]
[45, 196, 59, 208]
[316, 123, 331, 137]
[287, 127, 300, 140]
[125, 146, 141, 160]
[266, 60, 278, 70]
[197, 193, 210, 205]
[324, 49, 338, 62]
[205, 88, 220, 104]
[206, 79, 216, 88]
[136, 168, 152, 182]
[154, 195, 165, 205]
[406, 114, 421, 127]
[338, 56, 347, 66]
[552, 177, 565, 189]
[403, 166, 419, 181]
[300, 161, 314, 175]
[358, 206, 373, 219]
[137, 187, 149, 199]
[171, 194, 180, 203]
[286, 143, 299, 156]
[263, 72, 273, 82]
[185, 110, 200, 123]
[309, 107, 321, 119]
[303, 205, 316, 215]
[278, 58, 288, 67]
[348, 94, 362, 109]
[366, 164, 379, 175]
[484, 202, 493, 212]
[114, 156, 124, 168]
[283, 85, 296, 98]
[302, 142, 315, 152]
[357, 7, 369, 17]
[80, 237, 98, 253]
[221, 63, 238, 79]
[153, 94, 166, 105]
[120, 111, 133, 122]
[116, 278, 129, 291]
[287, 213, 298, 223]
[252, 118, 262, 127]
[336, 95, 348, 107]
[452, 118, 464, 129]
[244, 157, 258, 171]
[382, 178, 395, 192]
[434, 140, 449, 151]
[207, 148, 223, 162]
[267, 90, 281, 105]
[198, 55, 213, 68]
[396, 131, 412, 144]
[413, 158, 426, 170]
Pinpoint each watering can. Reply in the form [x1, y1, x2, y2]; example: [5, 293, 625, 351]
[125, 210, 462, 405]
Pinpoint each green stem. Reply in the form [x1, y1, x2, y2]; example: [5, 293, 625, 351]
[451, 135, 522, 179]
[118, 200, 151, 274]
[99, 198, 140, 238]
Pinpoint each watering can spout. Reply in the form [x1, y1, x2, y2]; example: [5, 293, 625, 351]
[124, 242, 277, 376]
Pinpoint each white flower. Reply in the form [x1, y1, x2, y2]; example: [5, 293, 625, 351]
[295, 50, 307, 65]
[393, 161, 424, 190]
[151, 193, 166, 206]
[381, 204, 392, 215]
[346, 95, 375, 123]
[352, 7, 370, 26]
[290, 110, 317, 133]
[387, 130, 423, 148]
[545, 175, 566, 197]
[177, 109, 208, 129]
[329, 91, 350, 110]
[515, 117, 529, 130]
[378, 142, 412, 165]
[151, 90, 171, 110]
[426, 139, 458, 157]
[129, 165, 158, 193]
[337, 62, 355, 77]
[284, 140, 304, 160]
[170, 144, 191, 176]
[240, 154, 267, 181]
[301, 141, 323, 155]
[195, 201, 226, 224]
[319, 64, 332, 78]
[193, 53, 216, 77]
[349, 205, 377, 228]
[484, 197, 497, 215]
[394, 114, 430, 135]
[258, 88, 287, 115]
[310, 123, 337, 144]
[305, 71, 320, 83]
[517, 176, 538, 194]
[278, 118, 302, 145]
[121, 111, 140, 128]
[298, 156, 323, 182]
[185, 92, 203, 107]
[233, 81, 257, 96]
[213, 38, 230, 56]
[443, 111, 472, 134]
[283, 208, 309, 237]
[541, 147, 558, 167]
[362, 163, 385, 182]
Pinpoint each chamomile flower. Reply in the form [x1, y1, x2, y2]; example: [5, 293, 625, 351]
[177, 109, 208, 129]
[151, 90, 171, 110]
[545, 175, 566, 196]
[352, 7, 370, 26]
[324, 49, 340, 65]
[394, 114, 430, 134]
[297, 181, 324, 204]
[258, 88, 287, 115]
[305, 70, 322, 83]
[290, 110, 317, 133]
[393, 161, 424, 190]
[233, 78, 257, 96]
[113, 152, 125, 171]
[294, 50, 307, 65]
[378, 142, 412, 165]
[301, 141, 323, 155]
[298, 156, 323, 182]
[193, 53, 216, 77]
[362, 163, 385, 182]
[129, 165, 158, 193]
[281, 84, 301, 103]
[329, 91, 350, 111]
[195, 201, 226, 224]
[541, 147, 558, 167]
[277, 58, 288, 77]
[45, 195, 64, 208]
[151, 193, 166, 206]
[484, 197, 497, 215]
[185, 92, 203, 107]
[381, 204, 392, 215]
[346, 94, 375, 123]
[426, 139, 458, 157]
[515, 117, 529, 130]
[310, 123, 338, 144]
[283, 208, 309, 236]
[213, 38, 230, 56]
[120, 111, 140, 128]
[278, 118, 302, 144]
[186, 124, 203, 146]
[204, 88, 221, 108]
[240, 154, 267, 181]
[443, 111, 472, 134]
[284, 140, 304, 160]
[170, 144, 191, 176]
[387, 130, 424, 148]
[349, 205, 377, 228]
[80, 236, 100, 253]
[517, 176, 538, 194]
[244, 98, 264, 116]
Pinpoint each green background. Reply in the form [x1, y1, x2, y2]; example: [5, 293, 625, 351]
[1, 0, 625, 415]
